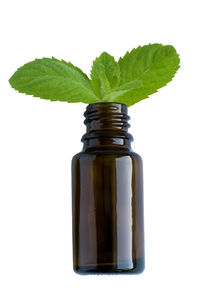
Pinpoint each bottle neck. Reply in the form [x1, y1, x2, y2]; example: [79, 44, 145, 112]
[81, 102, 133, 152]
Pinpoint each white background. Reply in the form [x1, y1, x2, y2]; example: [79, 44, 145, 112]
[0, 0, 200, 299]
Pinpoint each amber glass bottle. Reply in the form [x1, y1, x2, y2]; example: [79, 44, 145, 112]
[71, 102, 144, 275]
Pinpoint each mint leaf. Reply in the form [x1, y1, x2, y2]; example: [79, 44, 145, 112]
[104, 80, 143, 102]
[9, 44, 180, 107]
[90, 52, 120, 99]
[9, 57, 99, 103]
[117, 44, 180, 106]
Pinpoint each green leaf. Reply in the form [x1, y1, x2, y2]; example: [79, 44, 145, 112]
[90, 52, 120, 99]
[9, 57, 99, 103]
[9, 44, 180, 107]
[104, 80, 143, 102]
[117, 44, 180, 106]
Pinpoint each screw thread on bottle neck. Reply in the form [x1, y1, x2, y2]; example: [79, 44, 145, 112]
[82, 102, 133, 151]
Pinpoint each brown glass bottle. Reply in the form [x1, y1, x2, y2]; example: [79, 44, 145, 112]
[71, 102, 144, 275]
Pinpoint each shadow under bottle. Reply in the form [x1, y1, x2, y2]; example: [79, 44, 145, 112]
[71, 102, 145, 275]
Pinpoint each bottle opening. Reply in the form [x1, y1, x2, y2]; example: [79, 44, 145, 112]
[82, 102, 133, 150]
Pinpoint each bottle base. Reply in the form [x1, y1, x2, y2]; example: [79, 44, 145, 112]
[73, 257, 145, 275]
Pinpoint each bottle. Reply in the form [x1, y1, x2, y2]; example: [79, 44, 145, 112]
[71, 102, 144, 275]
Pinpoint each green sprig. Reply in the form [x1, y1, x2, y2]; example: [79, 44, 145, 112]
[9, 44, 180, 106]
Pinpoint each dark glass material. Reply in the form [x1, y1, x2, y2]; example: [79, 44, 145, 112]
[71, 102, 144, 275]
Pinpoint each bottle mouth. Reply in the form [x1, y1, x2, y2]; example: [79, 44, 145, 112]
[84, 102, 128, 118]
[84, 102, 130, 127]
[84, 102, 130, 138]
[82, 102, 133, 146]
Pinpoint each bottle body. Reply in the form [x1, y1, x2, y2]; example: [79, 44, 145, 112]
[71, 103, 145, 275]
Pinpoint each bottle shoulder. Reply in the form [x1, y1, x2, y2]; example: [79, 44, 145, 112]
[72, 149, 142, 163]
